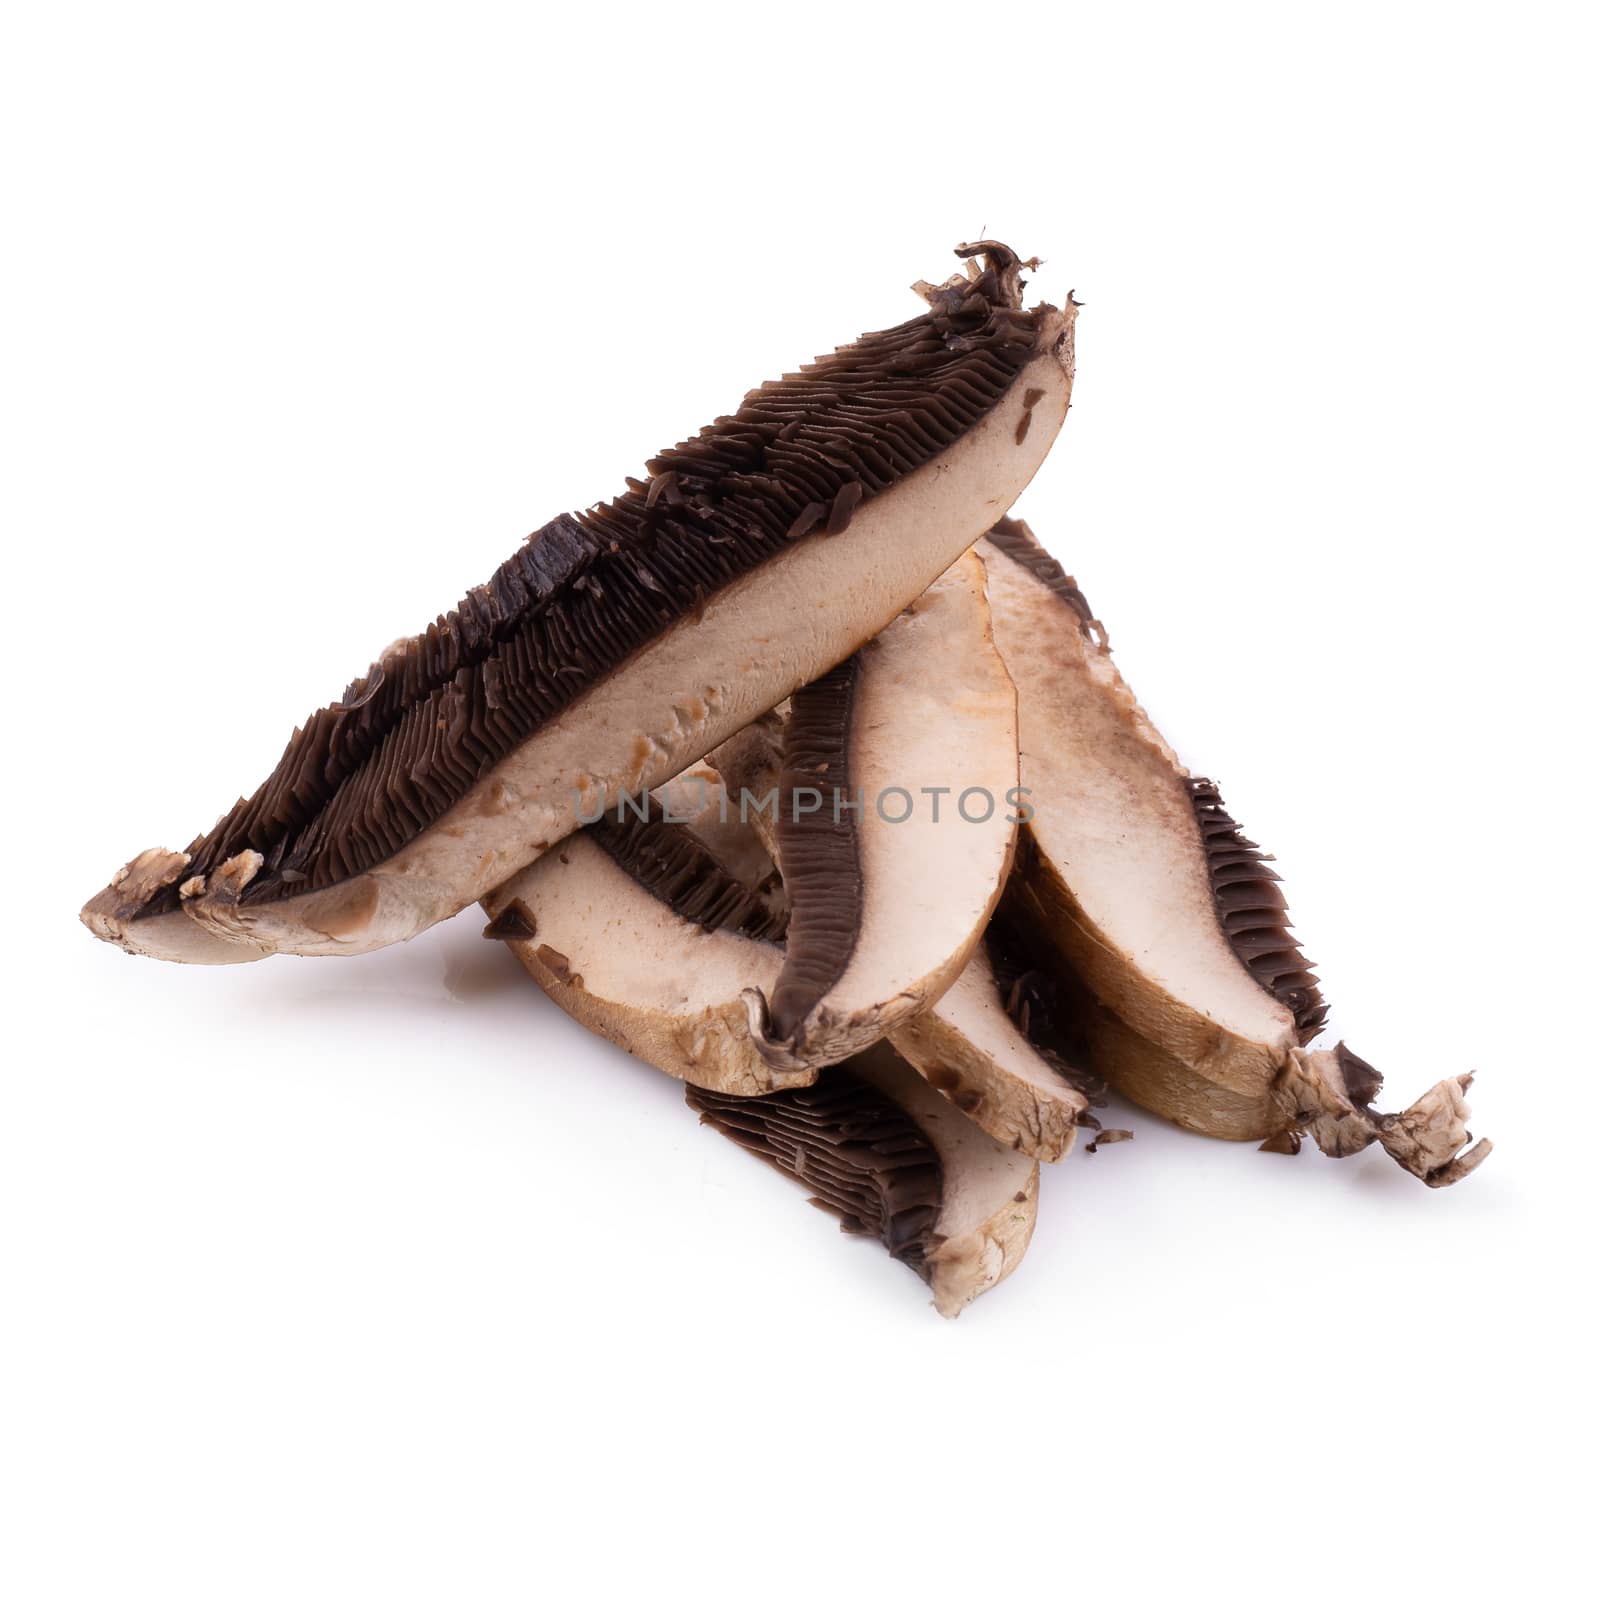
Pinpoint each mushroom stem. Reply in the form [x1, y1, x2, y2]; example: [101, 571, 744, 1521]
[1273, 1050, 1493, 1188]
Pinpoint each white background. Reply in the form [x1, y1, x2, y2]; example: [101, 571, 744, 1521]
[3, 3, 1594, 1595]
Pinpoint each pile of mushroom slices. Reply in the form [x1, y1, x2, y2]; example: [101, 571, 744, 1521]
[82, 242, 1490, 1317]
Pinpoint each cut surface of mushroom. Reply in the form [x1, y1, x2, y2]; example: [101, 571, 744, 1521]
[978, 518, 1490, 1186]
[83, 242, 1076, 965]
[483, 788, 802, 1098]
[891, 937, 1091, 1163]
[741, 551, 1021, 1070]
[688, 1043, 1038, 1317]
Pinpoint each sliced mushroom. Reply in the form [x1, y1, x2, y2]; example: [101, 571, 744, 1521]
[891, 936, 1094, 1162]
[706, 685, 1090, 1158]
[688, 1043, 1038, 1317]
[483, 787, 798, 1098]
[977, 517, 1491, 1187]
[83, 242, 1077, 965]
[740, 551, 1021, 1069]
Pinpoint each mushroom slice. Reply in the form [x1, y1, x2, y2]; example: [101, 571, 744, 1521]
[890, 934, 1094, 1162]
[977, 518, 1491, 1187]
[83, 241, 1077, 965]
[687, 1043, 1038, 1317]
[706, 690, 1089, 1159]
[482, 786, 800, 1098]
[741, 551, 1021, 1070]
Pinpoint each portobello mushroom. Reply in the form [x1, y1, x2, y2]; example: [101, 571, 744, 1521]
[688, 1043, 1038, 1317]
[976, 518, 1491, 1187]
[741, 551, 1022, 1069]
[82, 242, 1077, 965]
